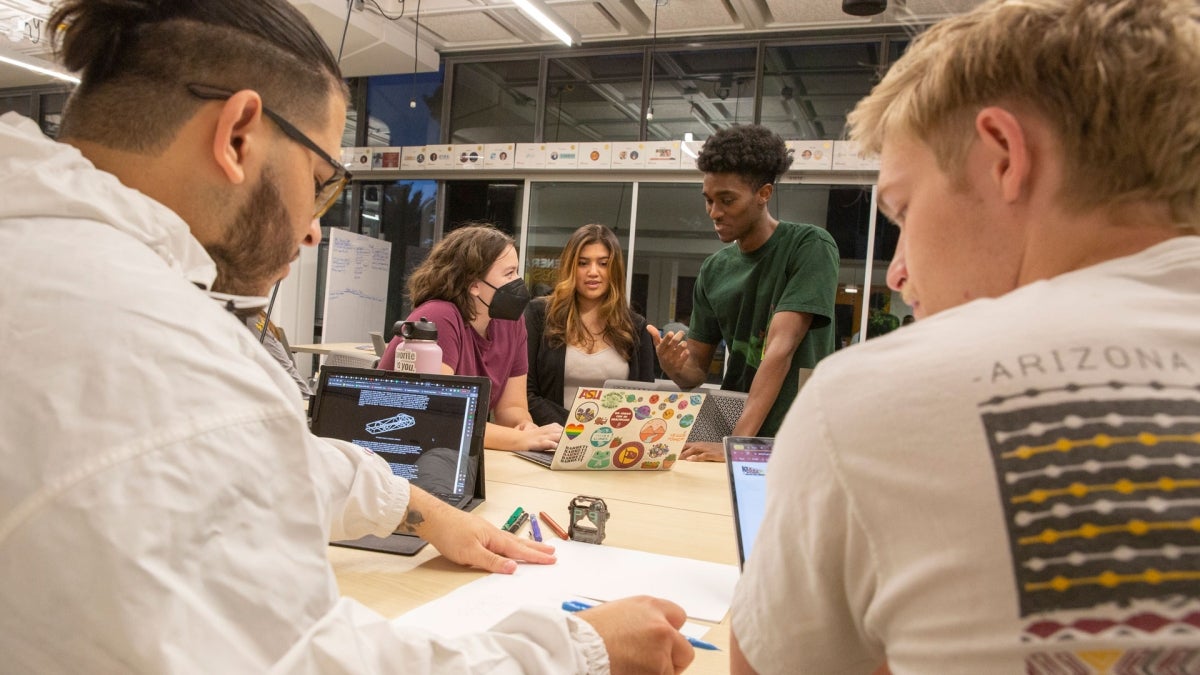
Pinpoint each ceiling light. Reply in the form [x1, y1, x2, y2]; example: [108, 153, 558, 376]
[0, 54, 80, 84]
[842, 0, 887, 16]
[512, 0, 579, 46]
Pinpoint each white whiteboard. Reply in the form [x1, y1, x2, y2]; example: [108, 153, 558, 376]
[322, 229, 391, 344]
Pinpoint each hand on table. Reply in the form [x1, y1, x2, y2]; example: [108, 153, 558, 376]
[680, 441, 725, 462]
[401, 487, 556, 574]
[514, 421, 564, 451]
[578, 596, 695, 675]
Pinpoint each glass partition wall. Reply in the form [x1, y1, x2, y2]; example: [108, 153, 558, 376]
[512, 177, 897, 362]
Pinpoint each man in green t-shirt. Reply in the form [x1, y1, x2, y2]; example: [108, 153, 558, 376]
[650, 125, 839, 461]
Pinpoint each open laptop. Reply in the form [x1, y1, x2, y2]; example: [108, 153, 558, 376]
[724, 436, 774, 569]
[603, 378, 747, 443]
[514, 386, 706, 471]
[605, 369, 814, 442]
[309, 366, 490, 555]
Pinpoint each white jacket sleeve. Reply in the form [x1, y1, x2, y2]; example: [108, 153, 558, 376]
[275, 600, 610, 674]
[312, 436, 411, 541]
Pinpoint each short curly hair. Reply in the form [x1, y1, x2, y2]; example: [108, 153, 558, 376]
[696, 125, 793, 190]
[407, 224, 515, 321]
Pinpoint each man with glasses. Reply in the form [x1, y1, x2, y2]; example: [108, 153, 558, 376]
[0, 1, 692, 673]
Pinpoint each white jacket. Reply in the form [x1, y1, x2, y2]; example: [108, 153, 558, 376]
[0, 113, 607, 674]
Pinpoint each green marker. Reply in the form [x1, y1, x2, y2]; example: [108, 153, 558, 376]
[501, 506, 524, 531]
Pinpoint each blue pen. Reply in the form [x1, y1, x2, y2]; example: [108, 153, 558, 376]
[529, 513, 543, 542]
[560, 601, 720, 651]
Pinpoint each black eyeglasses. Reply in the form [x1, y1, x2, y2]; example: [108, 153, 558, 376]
[187, 83, 351, 218]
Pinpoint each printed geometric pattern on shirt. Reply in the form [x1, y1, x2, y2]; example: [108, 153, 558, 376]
[1025, 647, 1200, 674]
[980, 390, 1200, 624]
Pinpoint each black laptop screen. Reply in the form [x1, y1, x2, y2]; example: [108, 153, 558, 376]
[310, 368, 489, 499]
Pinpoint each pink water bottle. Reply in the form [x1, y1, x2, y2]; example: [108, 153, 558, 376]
[392, 317, 442, 374]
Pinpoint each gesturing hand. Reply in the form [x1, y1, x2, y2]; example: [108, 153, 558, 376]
[647, 325, 692, 377]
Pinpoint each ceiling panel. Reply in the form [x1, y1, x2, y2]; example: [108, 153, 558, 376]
[0, 0, 988, 94]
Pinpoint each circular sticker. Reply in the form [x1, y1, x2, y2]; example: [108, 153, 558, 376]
[601, 391, 624, 408]
[612, 441, 645, 469]
[609, 408, 633, 428]
[663, 409, 675, 420]
[678, 413, 696, 428]
[677, 399, 689, 410]
[639, 418, 667, 442]
[574, 401, 599, 423]
[634, 405, 652, 420]
[649, 394, 660, 404]
[590, 426, 614, 447]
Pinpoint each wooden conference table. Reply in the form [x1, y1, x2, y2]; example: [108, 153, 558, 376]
[329, 449, 739, 674]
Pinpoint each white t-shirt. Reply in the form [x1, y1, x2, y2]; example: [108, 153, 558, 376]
[731, 236, 1200, 674]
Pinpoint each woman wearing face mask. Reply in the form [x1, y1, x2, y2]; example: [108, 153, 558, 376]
[525, 224, 655, 426]
[380, 224, 562, 452]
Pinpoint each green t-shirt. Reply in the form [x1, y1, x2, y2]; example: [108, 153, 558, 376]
[689, 221, 839, 435]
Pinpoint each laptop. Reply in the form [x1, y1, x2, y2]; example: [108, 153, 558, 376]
[724, 436, 773, 569]
[514, 386, 706, 470]
[309, 366, 491, 555]
[605, 369, 814, 443]
[602, 378, 747, 443]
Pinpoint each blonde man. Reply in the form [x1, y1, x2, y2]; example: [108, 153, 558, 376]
[730, 1, 1200, 673]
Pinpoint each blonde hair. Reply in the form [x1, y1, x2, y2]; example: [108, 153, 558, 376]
[544, 224, 637, 360]
[848, 0, 1200, 225]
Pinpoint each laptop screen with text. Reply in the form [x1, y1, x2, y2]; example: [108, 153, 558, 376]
[310, 367, 489, 504]
[724, 436, 773, 569]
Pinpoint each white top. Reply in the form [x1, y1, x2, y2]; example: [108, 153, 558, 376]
[731, 236, 1200, 674]
[0, 112, 607, 674]
[563, 345, 630, 407]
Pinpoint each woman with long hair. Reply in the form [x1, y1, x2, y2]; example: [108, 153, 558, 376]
[381, 224, 562, 451]
[525, 223, 655, 425]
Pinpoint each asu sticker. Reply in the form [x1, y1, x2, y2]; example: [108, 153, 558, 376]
[609, 407, 633, 428]
[579, 388, 602, 400]
[612, 441, 645, 469]
[590, 426, 614, 447]
[564, 423, 585, 439]
[639, 418, 667, 442]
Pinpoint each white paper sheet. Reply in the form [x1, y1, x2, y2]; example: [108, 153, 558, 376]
[391, 540, 739, 636]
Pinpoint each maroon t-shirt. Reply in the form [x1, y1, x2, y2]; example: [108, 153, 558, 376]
[381, 299, 528, 410]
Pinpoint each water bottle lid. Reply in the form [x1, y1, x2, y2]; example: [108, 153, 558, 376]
[400, 317, 438, 341]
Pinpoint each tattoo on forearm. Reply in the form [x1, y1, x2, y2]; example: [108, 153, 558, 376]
[398, 509, 425, 533]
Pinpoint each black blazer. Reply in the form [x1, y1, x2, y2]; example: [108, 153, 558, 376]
[525, 296, 656, 426]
